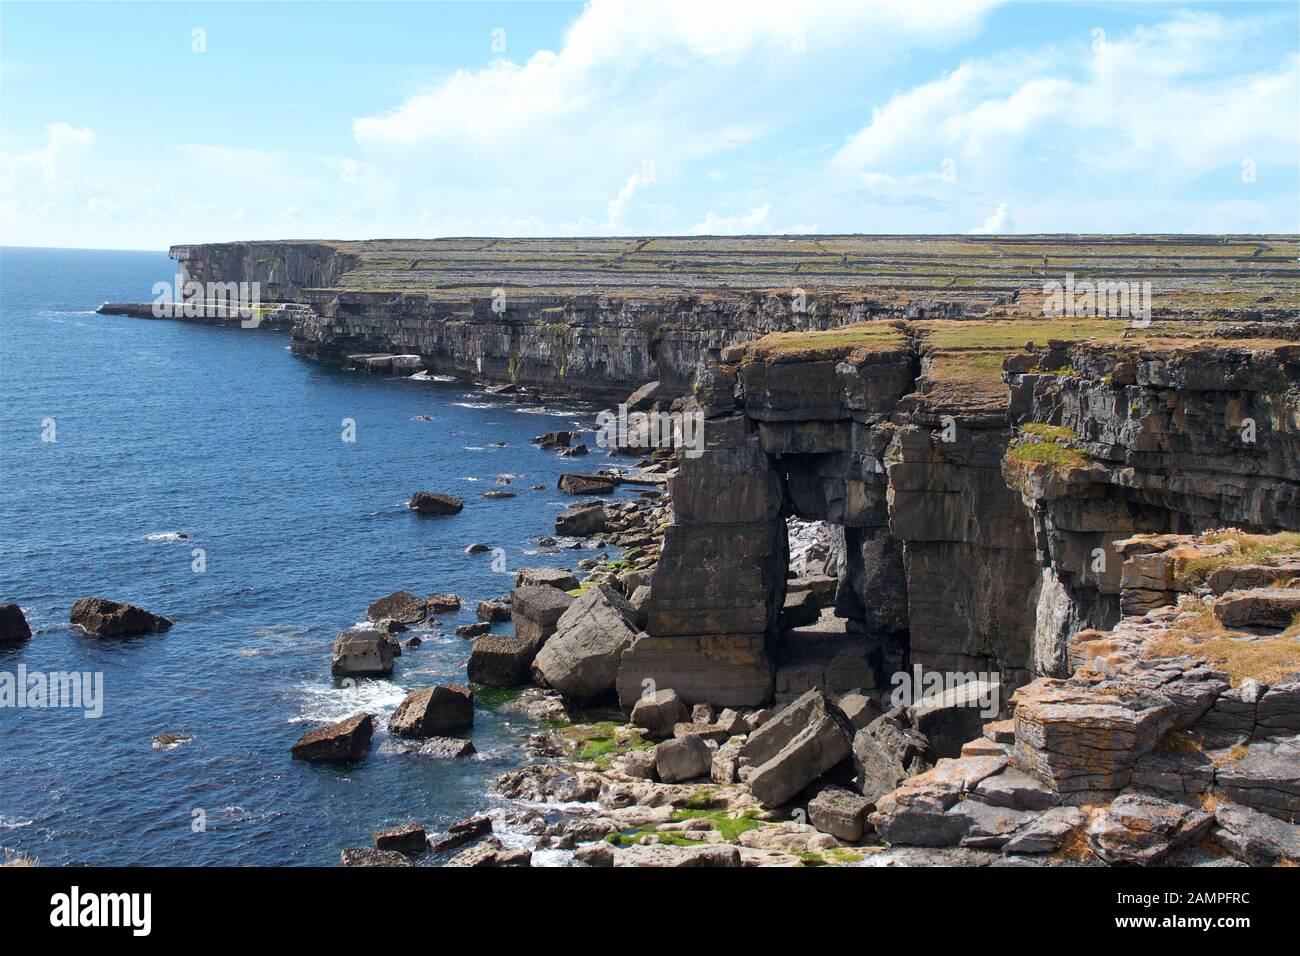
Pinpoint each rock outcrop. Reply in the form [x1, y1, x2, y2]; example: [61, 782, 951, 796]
[291, 713, 375, 762]
[70, 598, 173, 637]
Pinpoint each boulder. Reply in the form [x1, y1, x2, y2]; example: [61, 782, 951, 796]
[808, 786, 871, 841]
[837, 691, 881, 730]
[741, 689, 855, 807]
[1213, 588, 1300, 629]
[374, 822, 427, 854]
[630, 688, 690, 738]
[534, 430, 574, 448]
[557, 473, 617, 496]
[1085, 791, 1213, 865]
[972, 767, 1058, 811]
[428, 815, 492, 853]
[468, 634, 539, 687]
[70, 598, 172, 637]
[409, 491, 464, 516]
[464, 543, 492, 554]
[476, 599, 511, 623]
[291, 713, 374, 762]
[1256, 675, 1300, 735]
[672, 722, 731, 743]
[340, 848, 413, 867]
[425, 593, 461, 614]
[555, 502, 608, 536]
[780, 589, 820, 629]
[331, 631, 396, 677]
[0, 604, 31, 644]
[1214, 737, 1300, 821]
[532, 585, 638, 702]
[852, 710, 933, 804]
[510, 585, 575, 644]
[455, 622, 490, 638]
[625, 380, 662, 412]
[1209, 801, 1300, 866]
[711, 741, 743, 785]
[1001, 806, 1086, 855]
[388, 685, 474, 737]
[654, 734, 713, 783]
[515, 567, 580, 592]
[621, 748, 658, 780]
[366, 590, 426, 625]
[418, 737, 476, 759]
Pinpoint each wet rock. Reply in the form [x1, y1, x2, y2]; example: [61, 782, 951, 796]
[418, 736, 476, 759]
[515, 567, 580, 592]
[425, 593, 461, 614]
[403, 635, 422, 649]
[151, 732, 194, 751]
[331, 630, 396, 677]
[742, 689, 855, 808]
[388, 685, 474, 737]
[574, 842, 615, 867]
[808, 786, 871, 841]
[291, 713, 374, 762]
[0, 604, 31, 644]
[483, 490, 516, 499]
[409, 491, 464, 516]
[655, 734, 713, 783]
[340, 848, 413, 867]
[630, 688, 690, 739]
[427, 815, 492, 853]
[535, 430, 574, 449]
[455, 622, 490, 638]
[558, 444, 589, 457]
[70, 598, 172, 637]
[1210, 801, 1300, 866]
[445, 836, 531, 867]
[1213, 588, 1300, 629]
[1085, 791, 1213, 865]
[468, 633, 539, 687]
[558, 473, 617, 496]
[374, 822, 427, 854]
[532, 585, 639, 702]
[366, 590, 427, 625]
[372, 617, 408, 634]
[852, 710, 933, 804]
[464, 543, 492, 554]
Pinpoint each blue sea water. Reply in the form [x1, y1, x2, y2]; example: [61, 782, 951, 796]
[0, 247, 615, 865]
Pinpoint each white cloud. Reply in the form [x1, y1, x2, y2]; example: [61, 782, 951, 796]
[968, 202, 1010, 234]
[689, 203, 772, 234]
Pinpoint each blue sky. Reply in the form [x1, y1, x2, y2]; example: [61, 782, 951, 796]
[1, 0, 1296, 248]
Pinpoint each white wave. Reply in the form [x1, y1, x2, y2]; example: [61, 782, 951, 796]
[463, 446, 485, 451]
[145, 531, 189, 542]
[289, 678, 409, 724]
[452, 401, 496, 410]
[460, 476, 480, 481]
[0, 816, 34, 831]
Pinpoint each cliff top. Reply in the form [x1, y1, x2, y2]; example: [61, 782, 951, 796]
[172, 235, 1299, 317]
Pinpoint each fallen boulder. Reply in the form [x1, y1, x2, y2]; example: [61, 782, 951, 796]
[555, 502, 608, 536]
[428, 815, 492, 853]
[418, 736, 477, 759]
[389, 685, 474, 737]
[630, 688, 690, 738]
[425, 593, 461, 614]
[70, 598, 172, 637]
[374, 822, 427, 854]
[511, 585, 576, 644]
[515, 567, 580, 592]
[906, 679, 1000, 759]
[476, 599, 511, 623]
[557, 473, 617, 496]
[654, 734, 713, 783]
[1209, 801, 1300, 866]
[0, 604, 31, 644]
[1085, 791, 1213, 865]
[1213, 588, 1300, 629]
[852, 710, 934, 804]
[445, 836, 531, 867]
[532, 585, 639, 702]
[340, 848, 413, 867]
[331, 630, 397, 677]
[741, 688, 855, 807]
[291, 713, 375, 762]
[808, 786, 871, 841]
[468, 633, 539, 687]
[409, 491, 464, 516]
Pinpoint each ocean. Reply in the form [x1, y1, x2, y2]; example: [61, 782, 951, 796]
[0, 246, 612, 865]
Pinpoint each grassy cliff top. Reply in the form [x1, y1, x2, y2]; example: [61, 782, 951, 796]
[173, 235, 1299, 315]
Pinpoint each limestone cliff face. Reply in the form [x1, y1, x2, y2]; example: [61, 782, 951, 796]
[1004, 339, 1300, 676]
[172, 242, 360, 300]
[622, 329, 1300, 707]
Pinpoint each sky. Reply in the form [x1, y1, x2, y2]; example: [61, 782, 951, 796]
[1, 0, 1297, 249]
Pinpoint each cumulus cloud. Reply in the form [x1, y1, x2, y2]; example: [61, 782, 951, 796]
[689, 203, 772, 234]
[968, 202, 1011, 234]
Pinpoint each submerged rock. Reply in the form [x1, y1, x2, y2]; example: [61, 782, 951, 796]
[374, 822, 427, 854]
[340, 847, 413, 867]
[418, 736, 477, 759]
[427, 815, 492, 853]
[70, 598, 172, 637]
[331, 630, 396, 677]
[366, 590, 427, 625]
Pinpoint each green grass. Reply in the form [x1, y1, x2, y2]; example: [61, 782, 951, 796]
[1180, 531, 1300, 582]
[1020, 423, 1076, 441]
[669, 809, 764, 841]
[1007, 439, 1089, 469]
[565, 721, 653, 767]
